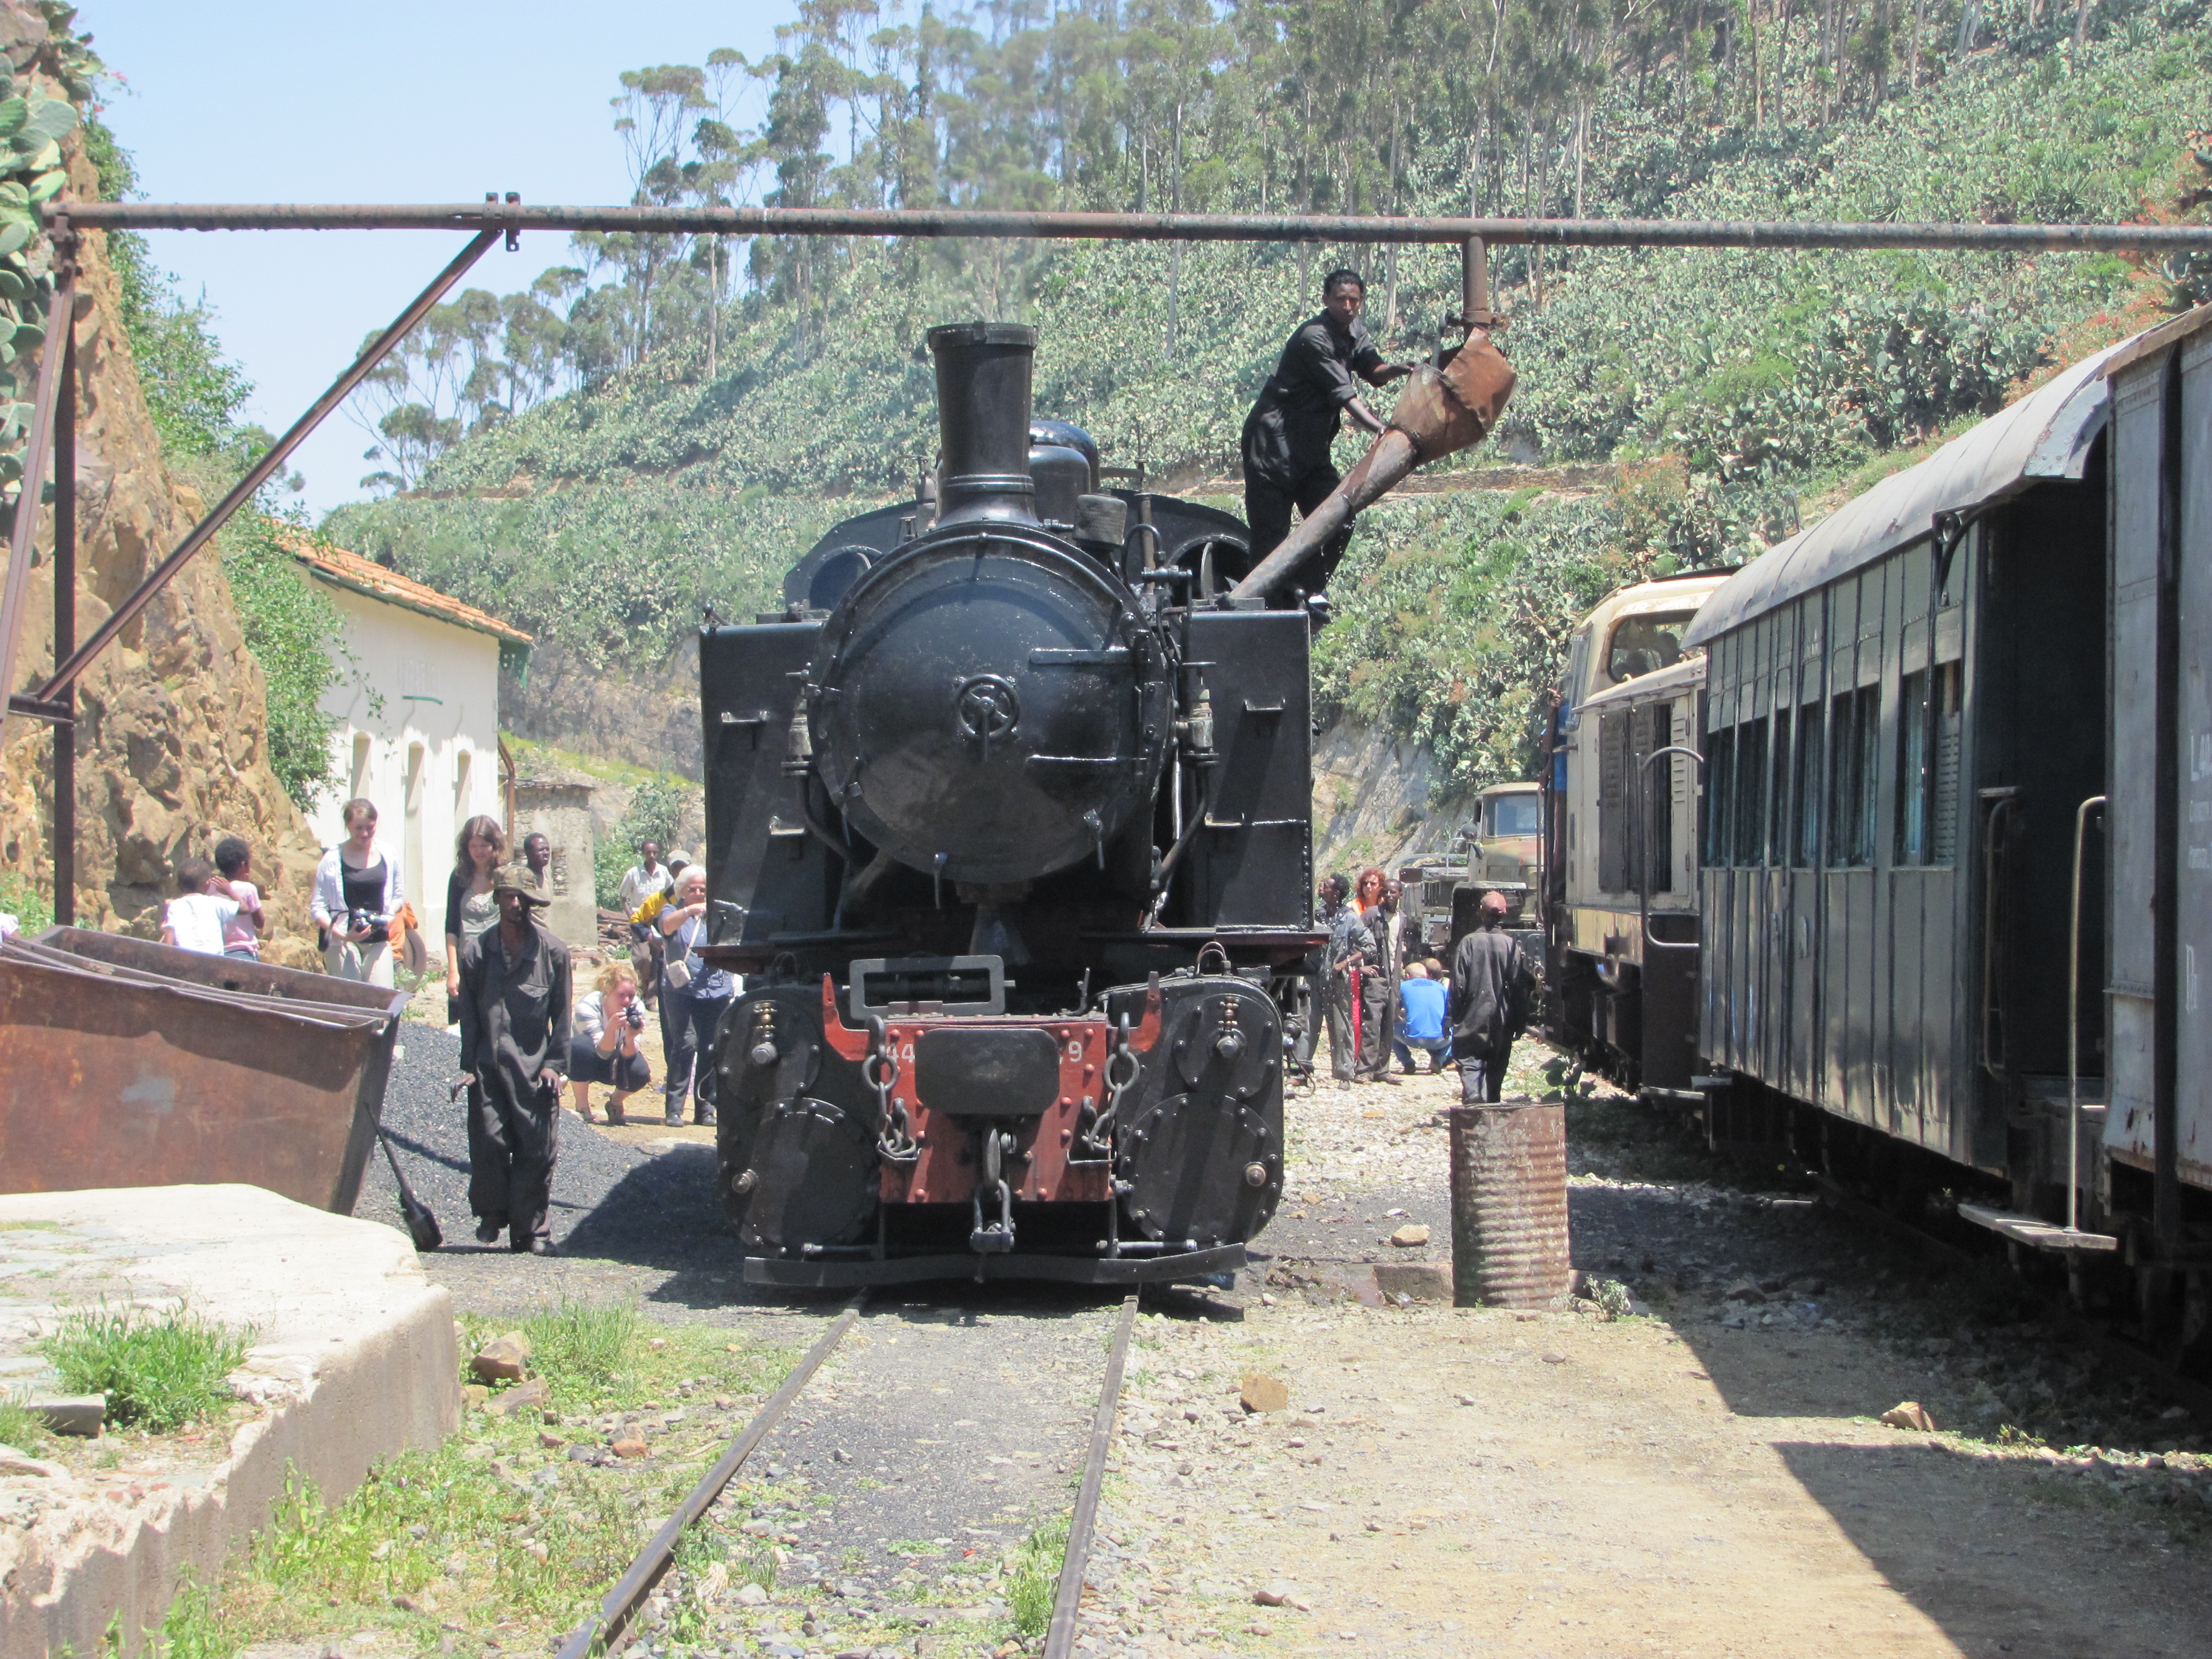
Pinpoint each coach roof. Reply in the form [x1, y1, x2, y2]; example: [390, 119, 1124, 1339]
[1682, 307, 2212, 647]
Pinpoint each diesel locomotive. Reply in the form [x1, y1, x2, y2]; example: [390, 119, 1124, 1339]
[693, 323, 1324, 1288]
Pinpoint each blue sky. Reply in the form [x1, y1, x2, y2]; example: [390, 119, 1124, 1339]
[88, 2, 800, 516]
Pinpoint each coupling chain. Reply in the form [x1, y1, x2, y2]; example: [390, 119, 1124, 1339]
[866, 1016, 920, 1165]
[1074, 1011, 1142, 1163]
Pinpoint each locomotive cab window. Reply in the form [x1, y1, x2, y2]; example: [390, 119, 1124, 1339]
[1605, 610, 1696, 685]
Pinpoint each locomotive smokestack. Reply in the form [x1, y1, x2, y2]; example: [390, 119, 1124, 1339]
[928, 322, 1039, 527]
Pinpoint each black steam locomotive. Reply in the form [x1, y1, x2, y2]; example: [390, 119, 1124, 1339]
[695, 323, 1322, 1287]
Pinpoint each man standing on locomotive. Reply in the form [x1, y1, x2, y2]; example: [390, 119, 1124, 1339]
[1447, 890, 1537, 1103]
[1238, 269, 1412, 600]
[459, 866, 572, 1255]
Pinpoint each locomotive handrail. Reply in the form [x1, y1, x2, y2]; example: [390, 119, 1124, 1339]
[1637, 745, 1704, 955]
[2068, 794, 2108, 1235]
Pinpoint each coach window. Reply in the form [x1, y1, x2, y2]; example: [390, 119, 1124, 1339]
[1827, 685, 1879, 866]
[1791, 699, 1823, 866]
[1704, 724, 1735, 866]
[1733, 717, 1768, 865]
[1896, 668, 1934, 863]
[1930, 662, 1962, 862]
[1768, 704, 1794, 866]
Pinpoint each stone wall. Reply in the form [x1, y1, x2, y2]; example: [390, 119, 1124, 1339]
[511, 777, 597, 951]
[0, 53, 321, 962]
[1312, 714, 1471, 883]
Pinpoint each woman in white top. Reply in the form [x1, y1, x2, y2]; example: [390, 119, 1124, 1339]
[310, 797, 405, 986]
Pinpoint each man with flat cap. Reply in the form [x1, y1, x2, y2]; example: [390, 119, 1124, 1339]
[1237, 267, 1412, 600]
[458, 866, 572, 1254]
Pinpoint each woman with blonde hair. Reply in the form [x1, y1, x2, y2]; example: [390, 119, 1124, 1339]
[311, 798, 404, 985]
[569, 960, 651, 1125]
[445, 814, 506, 1023]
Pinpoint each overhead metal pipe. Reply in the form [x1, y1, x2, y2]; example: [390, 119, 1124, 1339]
[33, 229, 500, 703]
[41, 201, 2212, 254]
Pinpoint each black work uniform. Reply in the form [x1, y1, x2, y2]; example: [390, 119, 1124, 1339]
[1239, 312, 1386, 595]
[1447, 925, 1535, 1104]
[459, 920, 572, 1249]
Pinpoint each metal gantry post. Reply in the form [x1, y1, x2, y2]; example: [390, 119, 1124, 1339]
[51, 237, 75, 925]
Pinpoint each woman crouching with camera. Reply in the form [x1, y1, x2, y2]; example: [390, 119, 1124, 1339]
[569, 961, 651, 1125]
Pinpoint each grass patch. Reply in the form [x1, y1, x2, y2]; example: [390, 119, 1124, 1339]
[42, 1303, 253, 1432]
[459, 1299, 718, 1412]
[0, 1394, 49, 1450]
[521, 1300, 642, 1396]
[1006, 1515, 1069, 1640]
[142, 1312, 794, 1658]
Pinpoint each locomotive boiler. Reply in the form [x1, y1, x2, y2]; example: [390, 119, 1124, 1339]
[695, 323, 1324, 1287]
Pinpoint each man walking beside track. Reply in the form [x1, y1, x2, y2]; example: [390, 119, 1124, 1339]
[459, 867, 572, 1255]
[1447, 890, 1537, 1103]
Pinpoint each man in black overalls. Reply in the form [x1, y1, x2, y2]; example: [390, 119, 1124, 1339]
[1239, 268, 1411, 598]
[460, 866, 573, 1255]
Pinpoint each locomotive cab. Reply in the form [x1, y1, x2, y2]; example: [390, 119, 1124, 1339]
[695, 323, 1321, 1287]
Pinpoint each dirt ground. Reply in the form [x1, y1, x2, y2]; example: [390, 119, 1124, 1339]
[1074, 1056, 2212, 1659]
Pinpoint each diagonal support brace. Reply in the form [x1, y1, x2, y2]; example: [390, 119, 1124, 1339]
[30, 227, 501, 706]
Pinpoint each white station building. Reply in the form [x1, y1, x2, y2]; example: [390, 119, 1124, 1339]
[293, 538, 531, 954]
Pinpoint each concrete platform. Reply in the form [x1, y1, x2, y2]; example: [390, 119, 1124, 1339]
[0, 1184, 458, 1658]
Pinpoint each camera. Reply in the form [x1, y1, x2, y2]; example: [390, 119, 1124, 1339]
[624, 1002, 645, 1031]
[346, 908, 388, 936]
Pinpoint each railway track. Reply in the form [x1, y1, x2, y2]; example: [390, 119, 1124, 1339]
[556, 1290, 1144, 1659]
[1807, 1175, 2212, 1422]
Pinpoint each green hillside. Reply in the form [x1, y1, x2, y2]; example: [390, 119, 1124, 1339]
[317, 0, 2212, 794]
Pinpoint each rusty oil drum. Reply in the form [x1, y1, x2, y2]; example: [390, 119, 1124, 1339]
[1445, 1099, 1571, 1307]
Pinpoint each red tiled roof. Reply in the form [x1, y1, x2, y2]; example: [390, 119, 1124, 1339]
[287, 537, 534, 646]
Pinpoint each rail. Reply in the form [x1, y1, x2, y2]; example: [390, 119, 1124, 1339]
[554, 1293, 867, 1659]
[552, 1288, 1141, 1658]
[1044, 1291, 1142, 1659]
[42, 201, 2212, 253]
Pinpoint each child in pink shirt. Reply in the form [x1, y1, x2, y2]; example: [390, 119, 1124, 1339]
[214, 836, 267, 960]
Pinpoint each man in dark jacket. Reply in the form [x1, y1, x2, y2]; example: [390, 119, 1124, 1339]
[1238, 269, 1411, 597]
[1447, 890, 1536, 1104]
[459, 866, 572, 1255]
